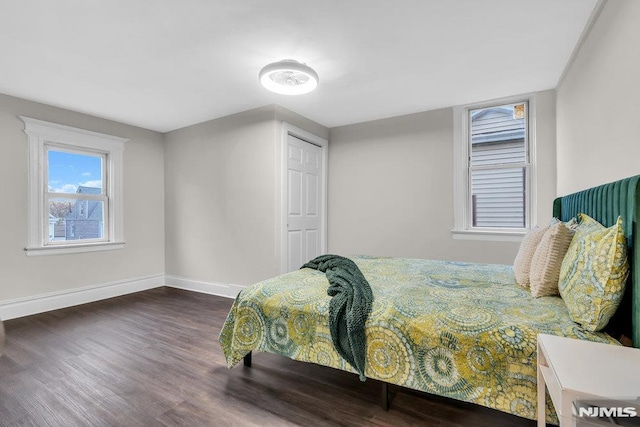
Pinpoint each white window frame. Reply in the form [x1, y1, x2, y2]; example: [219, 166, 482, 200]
[21, 117, 128, 256]
[452, 94, 537, 242]
[44, 145, 108, 244]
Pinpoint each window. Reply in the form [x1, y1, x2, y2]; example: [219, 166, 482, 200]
[452, 96, 536, 241]
[21, 117, 128, 255]
[48, 150, 105, 242]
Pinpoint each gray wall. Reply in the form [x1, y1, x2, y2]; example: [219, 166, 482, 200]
[328, 90, 556, 265]
[0, 74, 561, 302]
[0, 93, 165, 301]
[164, 105, 328, 287]
[557, 0, 640, 195]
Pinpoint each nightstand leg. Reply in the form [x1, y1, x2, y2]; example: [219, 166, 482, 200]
[537, 365, 546, 427]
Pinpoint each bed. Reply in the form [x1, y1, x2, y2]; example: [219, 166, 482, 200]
[219, 175, 640, 423]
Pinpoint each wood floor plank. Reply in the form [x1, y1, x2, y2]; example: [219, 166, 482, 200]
[0, 288, 536, 426]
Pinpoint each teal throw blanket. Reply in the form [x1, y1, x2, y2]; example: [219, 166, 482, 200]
[301, 254, 373, 381]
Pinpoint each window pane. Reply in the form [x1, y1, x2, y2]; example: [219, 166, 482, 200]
[470, 104, 526, 167]
[48, 198, 104, 242]
[471, 167, 526, 228]
[48, 150, 103, 194]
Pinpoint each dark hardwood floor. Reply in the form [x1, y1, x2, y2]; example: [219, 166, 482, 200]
[0, 288, 536, 426]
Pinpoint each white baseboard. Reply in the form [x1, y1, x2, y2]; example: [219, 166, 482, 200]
[0, 274, 244, 321]
[164, 275, 245, 299]
[0, 274, 164, 321]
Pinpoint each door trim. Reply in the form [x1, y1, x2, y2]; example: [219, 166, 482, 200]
[280, 122, 328, 274]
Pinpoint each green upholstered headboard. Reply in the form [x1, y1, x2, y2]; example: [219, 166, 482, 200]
[553, 175, 640, 348]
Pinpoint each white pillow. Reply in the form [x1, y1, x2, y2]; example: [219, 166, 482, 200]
[513, 226, 548, 288]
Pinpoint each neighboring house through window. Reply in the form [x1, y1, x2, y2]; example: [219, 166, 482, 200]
[452, 96, 536, 241]
[55, 187, 104, 241]
[21, 117, 127, 255]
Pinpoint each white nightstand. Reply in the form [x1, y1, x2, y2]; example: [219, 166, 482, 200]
[537, 334, 640, 426]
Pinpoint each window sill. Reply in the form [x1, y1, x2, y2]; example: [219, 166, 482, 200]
[25, 241, 125, 256]
[451, 229, 525, 242]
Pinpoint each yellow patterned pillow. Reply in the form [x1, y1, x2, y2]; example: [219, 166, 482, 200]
[576, 213, 606, 234]
[558, 214, 629, 332]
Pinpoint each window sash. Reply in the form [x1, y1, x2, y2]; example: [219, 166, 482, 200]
[44, 194, 109, 245]
[44, 144, 108, 195]
[468, 102, 529, 166]
[467, 165, 529, 230]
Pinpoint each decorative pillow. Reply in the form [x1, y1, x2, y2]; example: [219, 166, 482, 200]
[558, 215, 629, 332]
[565, 217, 579, 230]
[550, 216, 578, 230]
[575, 213, 606, 234]
[513, 226, 548, 288]
[529, 222, 575, 297]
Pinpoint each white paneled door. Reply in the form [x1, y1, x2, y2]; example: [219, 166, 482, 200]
[286, 134, 324, 272]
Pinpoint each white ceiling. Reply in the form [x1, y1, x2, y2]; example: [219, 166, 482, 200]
[0, 0, 598, 133]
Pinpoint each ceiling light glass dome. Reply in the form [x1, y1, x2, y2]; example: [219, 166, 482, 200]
[259, 60, 319, 95]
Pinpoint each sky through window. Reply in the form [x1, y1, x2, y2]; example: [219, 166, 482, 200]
[48, 150, 102, 193]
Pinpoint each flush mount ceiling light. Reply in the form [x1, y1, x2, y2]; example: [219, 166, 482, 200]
[259, 60, 319, 95]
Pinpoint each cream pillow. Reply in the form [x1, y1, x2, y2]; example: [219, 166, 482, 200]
[513, 225, 548, 288]
[529, 222, 575, 297]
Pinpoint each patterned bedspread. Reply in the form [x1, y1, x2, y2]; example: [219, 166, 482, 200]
[219, 256, 618, 422]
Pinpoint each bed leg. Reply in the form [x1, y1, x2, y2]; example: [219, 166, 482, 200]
[382, 382, 390, 411]
[243, 351, 252, 367]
